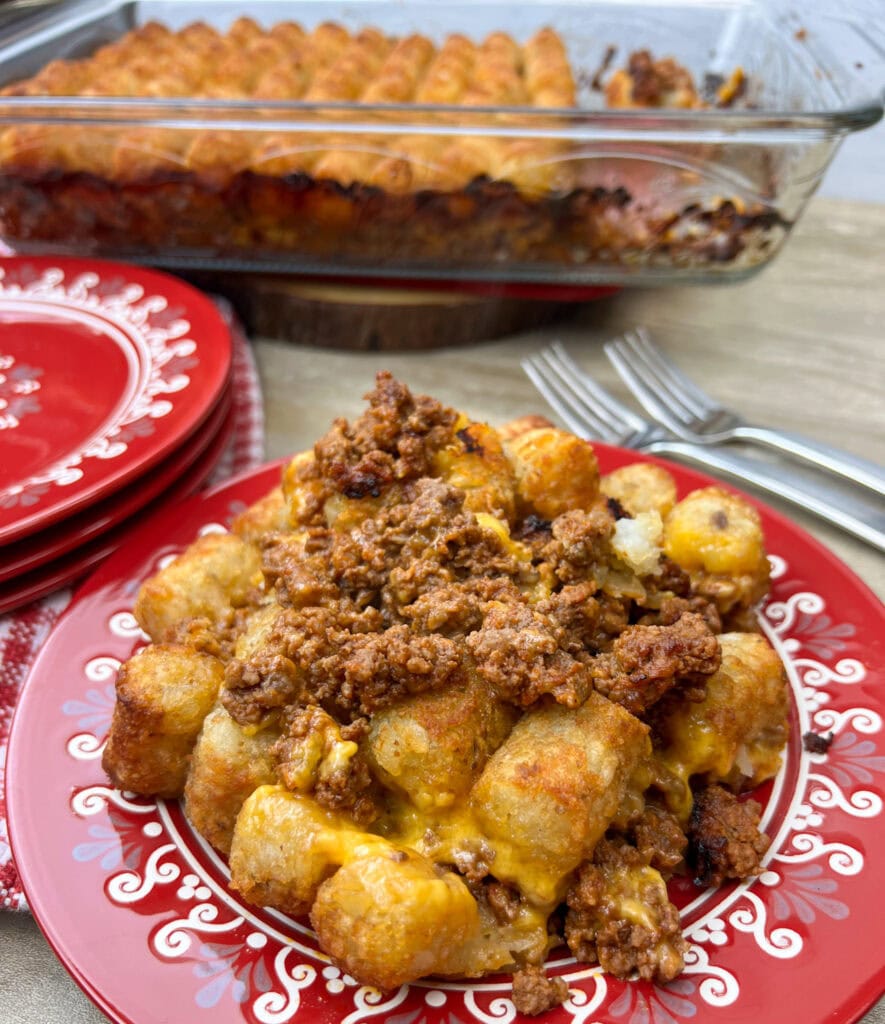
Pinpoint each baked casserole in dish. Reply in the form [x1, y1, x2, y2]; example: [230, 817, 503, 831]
[0, 0, 880, 283]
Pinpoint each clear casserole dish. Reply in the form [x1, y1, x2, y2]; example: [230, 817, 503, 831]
[0, 0, 880, 287]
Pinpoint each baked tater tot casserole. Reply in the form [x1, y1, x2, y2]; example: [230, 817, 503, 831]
[103, 374, 788, 1016]
[0, 14, 786, 277]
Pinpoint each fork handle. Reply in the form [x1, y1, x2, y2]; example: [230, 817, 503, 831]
[647, 440, 885, 553]
[731, 425, 885, 498]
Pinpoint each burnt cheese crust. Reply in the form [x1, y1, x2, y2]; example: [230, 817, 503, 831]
[0, 18, 784, 273]
[102, 373, 789, 1015]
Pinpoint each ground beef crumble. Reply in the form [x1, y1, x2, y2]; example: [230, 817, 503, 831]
[565, 837, 686, 983]
[541, 506, 615, 584]
[272, 707, 378, 825]
[802, 730, 834, 754]
[624, 49, 697, 106]
[632, 804, 688, 871]
[686, 785, 770, 887]
[222, 602, 468, 725]
[466, 601, 593, 708]
[401, 577, 522, 636]
[591, 612, 720, 715]
[511, 965, 569, 1017]
[314, 371, 458, 500]
[634, 593, 722, 634]
[537, 582, 630, 654]
[485, 880, 522, 924]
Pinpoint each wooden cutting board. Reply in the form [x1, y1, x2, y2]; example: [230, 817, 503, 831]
[197, 274, 573, 350]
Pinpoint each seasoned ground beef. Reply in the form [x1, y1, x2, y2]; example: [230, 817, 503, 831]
[223, 647, 303, 724]
[802, 730, 834, 754]
[165, 615, 228, 658]
[485, 881, 522, 924]
[323, 625, 465, 718]
[273, 708, 378, 825]
[591, 612, 720, 715]
[447, 840, 497, 884]
[314, 371, 458, 500]
[635, 593, 722, 634]
[511, 965, 569, 1017]
[686, 785, 770, 887]
[625, 49, 696, 105]
[537, 582, 630, 654]
[467, 601, 593, 708]
[542, 506, 615, 584]
[401, 577, 521, 636]
[223, 605, 463, 724]
[565, 837, 685, 983]
[633, 804, 688, 871]
[644, 556, 692, 598]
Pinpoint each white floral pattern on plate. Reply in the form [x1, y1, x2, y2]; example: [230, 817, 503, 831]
[0, 353, 42, 432]
[0, 267, 197, 505]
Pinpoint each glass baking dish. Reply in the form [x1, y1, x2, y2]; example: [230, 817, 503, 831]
[0, 0, 880, 287]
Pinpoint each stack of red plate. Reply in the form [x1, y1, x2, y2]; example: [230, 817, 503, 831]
[0, 256, 233, 614]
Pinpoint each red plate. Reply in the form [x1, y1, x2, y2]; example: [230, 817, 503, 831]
[0, 382, 232, 585]
[0, 256, 231, 545]
[6, 450, 885, 1024]
[0, 396, 234, 615]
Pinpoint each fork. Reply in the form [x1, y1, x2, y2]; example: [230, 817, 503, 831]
[604, 327, 885, 499]
[522, 343, 885, 552]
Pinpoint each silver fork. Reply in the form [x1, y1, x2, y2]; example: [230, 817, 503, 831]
[522, 342, 885, 552]
[604, 327, 885, 499]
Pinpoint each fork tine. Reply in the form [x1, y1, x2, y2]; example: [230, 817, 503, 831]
[548, 341, 649, 435]
[524, 350, 636, 443]
[631, 328, 719, 418]
[603, 334, 694, 435]
[538, 348, 639, 441]
[617, 330, 701, 423]
[522, 354, 618, 441]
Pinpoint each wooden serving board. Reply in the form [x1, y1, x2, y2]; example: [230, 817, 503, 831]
[198, 274, 573, 350]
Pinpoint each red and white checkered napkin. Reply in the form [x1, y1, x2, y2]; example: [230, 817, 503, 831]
[0, 309, 265, 911]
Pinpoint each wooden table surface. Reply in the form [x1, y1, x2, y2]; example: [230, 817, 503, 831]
[1, 196, 883, 1024]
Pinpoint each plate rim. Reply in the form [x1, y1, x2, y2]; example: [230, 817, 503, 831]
[0, 394, 235, 614]
[0, 382, 232, 585]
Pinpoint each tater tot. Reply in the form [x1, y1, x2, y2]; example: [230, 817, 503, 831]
[184, 707, 280, 854]
[231, 487, 287, 543]
[310, 850, 480, 989]
[439, 893, 550, 977]
[504, 427, 600, 519]
[433, 419, 516, 520]
[134, 532, 262, 640]
[469, 692, 650, 903]
[664, 487, 770, 614]
[366, 675, 516, 811]
[601, 463, 678, 518]
[102, 644, 224, 797]
[229, 786, 379, 915]
[233, 601, 282, 660]
[496, 414, 554, 443]
[282, 449, 326, 527]
[655, 632, 789, 820]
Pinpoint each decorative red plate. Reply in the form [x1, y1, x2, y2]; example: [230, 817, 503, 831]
[0, 397, 234, 615]
[0, 256, 231, 545]
[0, 384, 232, 585]
[6, 451, 885, 1024]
